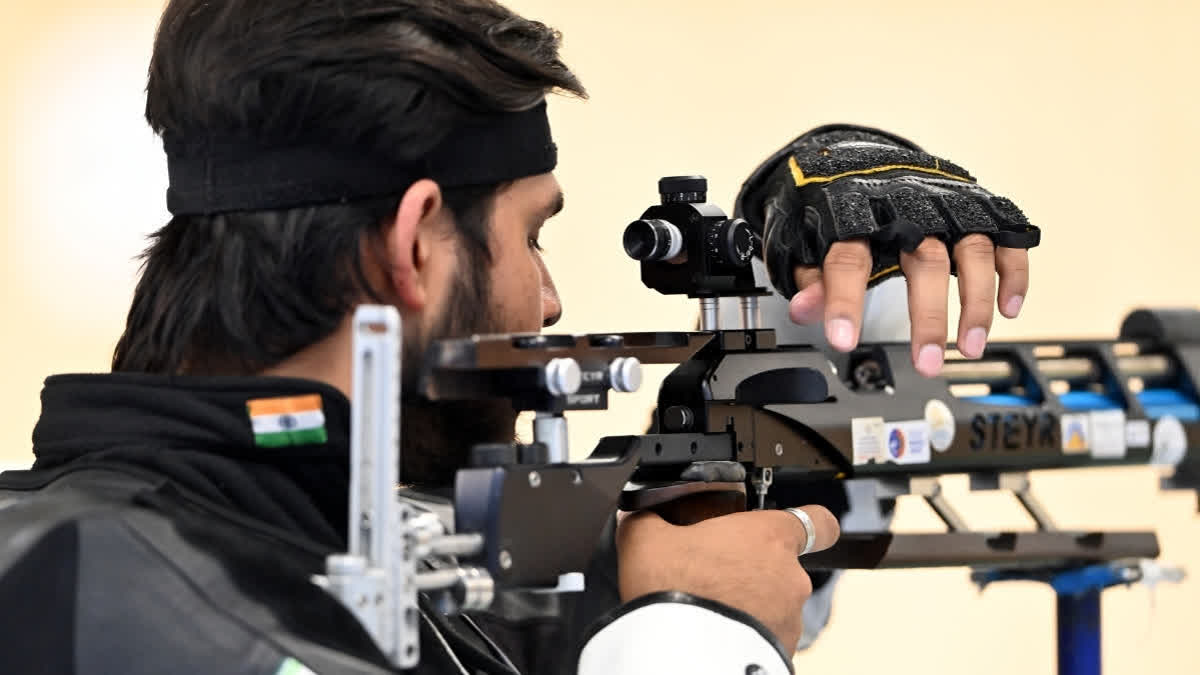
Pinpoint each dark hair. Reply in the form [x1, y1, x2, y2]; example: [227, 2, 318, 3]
[113, 0, 585, 375]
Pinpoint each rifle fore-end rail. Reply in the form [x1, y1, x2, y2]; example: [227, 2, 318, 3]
[423, 313, 1200, 485]
[421, 309, 1198, 580]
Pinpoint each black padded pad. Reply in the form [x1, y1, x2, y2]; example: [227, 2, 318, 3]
[747, 125, 1041, 299]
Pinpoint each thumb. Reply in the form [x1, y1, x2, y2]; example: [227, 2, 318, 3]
[789, 271, 825, 324]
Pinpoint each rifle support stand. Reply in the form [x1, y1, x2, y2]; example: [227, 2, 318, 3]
[974, 561, 1184, 675]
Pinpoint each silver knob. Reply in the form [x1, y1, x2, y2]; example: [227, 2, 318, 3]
[457, 567, 495, 611]
[608, 357, 643, 393]
[545, 358, 582, 396]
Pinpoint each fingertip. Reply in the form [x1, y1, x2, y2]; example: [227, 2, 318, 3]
[784, 505, 841, 554]
[789, 284, 824, 324]
[1002, 295, 1024, 319]
[915, 344, 945, 378]
[806, 505, 841, 547]
[826, 317, 858, 352]
[959, 326, 988, 360]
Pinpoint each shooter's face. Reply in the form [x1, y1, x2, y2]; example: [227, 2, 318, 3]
[414, 172, 564, 344]
[480, 172, 564, 334]
[397, 172, 565, 487]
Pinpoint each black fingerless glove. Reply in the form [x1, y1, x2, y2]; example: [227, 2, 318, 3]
[734, 124, 1041, 299]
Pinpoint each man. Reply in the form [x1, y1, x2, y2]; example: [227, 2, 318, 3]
[0, 1, 1035, 673]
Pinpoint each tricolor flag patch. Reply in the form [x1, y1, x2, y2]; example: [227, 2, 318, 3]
[247, 395, 328, 448]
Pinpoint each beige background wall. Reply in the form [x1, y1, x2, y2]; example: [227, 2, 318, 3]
[1, 1, 1197, 673]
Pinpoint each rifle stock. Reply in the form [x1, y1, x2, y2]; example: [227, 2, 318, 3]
[426, 308, 1199, 585]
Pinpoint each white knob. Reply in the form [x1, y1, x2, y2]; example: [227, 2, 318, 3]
[608, 357, 643, 393]
[545, 358, 582, 396]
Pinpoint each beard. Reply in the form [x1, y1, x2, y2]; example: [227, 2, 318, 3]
[397, 258, 519, 488]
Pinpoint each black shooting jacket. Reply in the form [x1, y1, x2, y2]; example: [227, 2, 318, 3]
[0, 374, 621, 675]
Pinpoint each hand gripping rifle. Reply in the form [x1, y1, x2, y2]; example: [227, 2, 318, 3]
[318, 177, 1199, 672]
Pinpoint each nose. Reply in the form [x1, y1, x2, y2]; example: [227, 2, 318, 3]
[540, 261, 563, 329]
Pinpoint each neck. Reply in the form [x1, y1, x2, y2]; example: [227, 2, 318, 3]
[259, 315, 354, 396]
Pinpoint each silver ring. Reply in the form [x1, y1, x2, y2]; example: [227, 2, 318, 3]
[786, 507, 816, 556]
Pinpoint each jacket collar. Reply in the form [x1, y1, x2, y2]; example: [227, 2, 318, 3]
[32, 373, 354, 547]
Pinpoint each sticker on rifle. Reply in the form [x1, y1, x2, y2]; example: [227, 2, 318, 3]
[851, 416, 885, 464]
[1088, 410, 1126, 459]
[1151, 416, 1187, 466]
[925, 399, 956, 452]
[1125, 419, 1151, 450]
[1061, 414, 1090, 454]
[882, 420, 932, 465]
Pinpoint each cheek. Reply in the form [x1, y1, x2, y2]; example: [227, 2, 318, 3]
[489, 244, 544, 333]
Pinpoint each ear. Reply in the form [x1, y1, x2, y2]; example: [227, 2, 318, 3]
[382, 179, 447, 311]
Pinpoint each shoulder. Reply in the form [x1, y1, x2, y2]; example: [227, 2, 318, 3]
[0, 468, 393, 675]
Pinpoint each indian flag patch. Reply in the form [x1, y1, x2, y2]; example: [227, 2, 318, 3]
[247, 395, 328, 448]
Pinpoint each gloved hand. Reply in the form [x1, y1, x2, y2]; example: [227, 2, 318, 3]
[735, 124, 1040, 375]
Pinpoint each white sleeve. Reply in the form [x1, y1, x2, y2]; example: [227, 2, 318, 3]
[576, 592, 792, 675]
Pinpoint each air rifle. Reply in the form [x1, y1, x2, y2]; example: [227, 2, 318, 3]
[319, 177, 1199, 668]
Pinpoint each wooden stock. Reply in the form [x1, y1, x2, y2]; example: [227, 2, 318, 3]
[619, 481, 747, 526]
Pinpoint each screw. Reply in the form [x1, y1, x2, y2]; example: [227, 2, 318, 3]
[529, 471, 542, 488]
[499, 550, 513, 570]
[774, 442, 784, 456]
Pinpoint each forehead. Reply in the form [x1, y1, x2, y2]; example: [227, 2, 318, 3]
[493, 173, 562, 219]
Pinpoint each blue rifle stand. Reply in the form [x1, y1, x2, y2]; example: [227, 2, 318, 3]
[973, 564, 1139, 675]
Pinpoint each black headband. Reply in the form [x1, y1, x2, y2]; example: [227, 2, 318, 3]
[164, 102, 556, 216]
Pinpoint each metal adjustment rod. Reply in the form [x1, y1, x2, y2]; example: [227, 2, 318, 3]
[534, 413, 569, 463]
[740, 296, 760, 330]
[535, 358, 582, 463]
[320, 305, 418, 667]
[410, 512, 487, 558]
[700, 297, 720, 331]
[1003, 473, 1058, 532]
[910, 477, 970, 532]
[416, 566, 496, 616]
[971, 472, 1058, 531]
[319, 306, 503, 668]
[751, 467, 774, 510]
